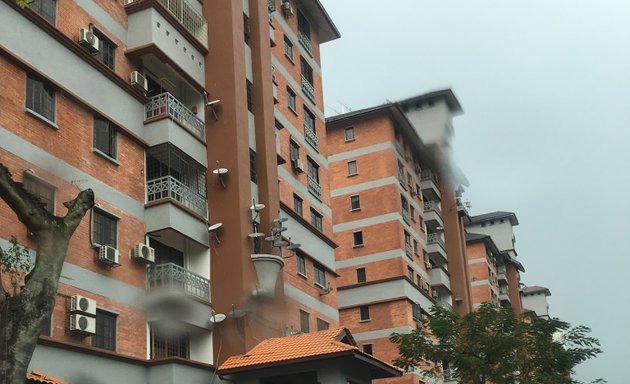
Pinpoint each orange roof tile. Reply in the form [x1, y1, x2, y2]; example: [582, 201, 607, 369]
[26, 370, 69, 384]
[220, 328, 355, 371]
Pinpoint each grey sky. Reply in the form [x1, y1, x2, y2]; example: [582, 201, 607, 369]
[319, 1, 629, 382]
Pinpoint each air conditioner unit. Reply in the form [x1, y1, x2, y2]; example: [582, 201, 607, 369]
[130, 71, 148, 93]
[281, 0, 293, 17]
[134, 243, 155, 263]
[98, 245, 120, 265]
[70, 295, 96, 315]
[293, 159, 305, 174]
[79, 28, 99, 53]
[69, 314, 96, 335]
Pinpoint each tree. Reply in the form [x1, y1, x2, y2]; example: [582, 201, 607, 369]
[0, 164, 94, 384]
[390, 303, 603, 384]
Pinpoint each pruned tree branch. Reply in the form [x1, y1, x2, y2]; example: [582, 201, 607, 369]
[0, 164, 51, 232]
[62, 189, 95, 230]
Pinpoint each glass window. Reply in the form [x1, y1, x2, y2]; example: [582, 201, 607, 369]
[30, 0, 56, 24]
[300, 57, 313, 85]
[350, 195, 360, 211]
[40, 315, 52, 336]
[290, 140, 300, 164]
[344, 127, 355, 142]
[243, 13, 251, 45]
[314, 263, 326, 287]
[249, 149, 257, 183]
[296, 253, 306, 276]
[300, 310, 310, 333]
[353, 231, 364, 247]
[150, 327, 189, 359]
[316, 318, 329, 331]
[92, 309, 117, 351]
[407, 266, 414, 280]
[359, 305, 370, 321]
[26, 73, 55, 122]
[347, 160, 358, 176]
[356, 268, 366, 283]
[362, 343, 373, 355]
[293, 193, 303, 216]
[310, 208, 322, 231]
[93, 209, 117, 248]
[303, 106, 316, 133]
[287, 87, 297, 112]
[306, 157, 319, 183]
[246, 80, 254, 112]
[283, 35, 293, 61]
[94, 117, 117, 159]
[23, 174, 55, 213]
[93, 29, 116, 70]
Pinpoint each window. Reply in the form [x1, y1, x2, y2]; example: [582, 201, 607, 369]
[347, 160, 358, 176]
[40, 315, 52, 336]
[416, 274, 422, 287]
[344, 127, 355, 142]
[93, 117, 117, 159]
[307, 157, 321, 198]
[26, 73, 55, 123]
[150, 327, 189, 359]
[415, 184, 421, 200]
[397, 161, 405, 186]
[93, 208, 118, 248]
[407, 171, 412, 187]
[350, 195, 361, 211]
[410, 205, 415, 222]
[413, 239, 419, 256]
[297, 253, 306, 276]
[356, 268, 366, 283]
[30, 0, 56, 24]
[362, 343, 373, 355]
[300, 310, 310, 333]
[297, 10, 311, 53]
[23, 174, 55, 213]
[93, 29, 116, 70]
[314, 263, 326, 287]
[353, 231, 364, 247]
[243, 14, 251, 45]
[289, 139, 300, 165]
[310, 208, 323, 231]
[407, 266, 414, 280]
[316, 318, 329, 331]
[412, 303, 422, 321]
[359, 305, 370, 321]
[283, 35, 294, 61]
[293, 193, 303, 216]
[249, 149, 257, 183]
[92, 309, 117, 351]
[246, 80, 254, 112]
[404, 231, 412, 258]
[300, 58, 315, 101]
[287, 87, 297, 112]
[304, 107, 316, 133]
[401, 195, 409, 223]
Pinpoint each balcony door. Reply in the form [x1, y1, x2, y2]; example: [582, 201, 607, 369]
[150, 238, 184, 267]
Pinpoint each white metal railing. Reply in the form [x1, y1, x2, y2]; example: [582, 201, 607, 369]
[307, 175, 322, 199]
[304, 126, 319, 149]
[147, 176, 207, 217]
[298, 30, 312, 53]
[156, 0, 208, 47]
[301, 74, 315, 101]
[427, 233, 445, 248]
[147, 263, 210, 301]
[423, 200, 442, 215]
[145, 92, 205, 140]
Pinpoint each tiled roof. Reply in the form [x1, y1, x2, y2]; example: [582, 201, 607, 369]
[467, 211, 519, 225]
[219, 328, 356, 371]
[26, 370, 69, 384]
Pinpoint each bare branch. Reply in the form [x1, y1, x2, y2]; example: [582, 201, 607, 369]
[62, 189, 94, 231]
[0, 164, 52, 231]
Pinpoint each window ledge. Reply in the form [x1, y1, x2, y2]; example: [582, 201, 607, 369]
[344, 138, 355, 143]
[353, 244, 364, 248]
[298, 272, 308, 280]
[288, 106, 299, 117]
[347, 173, 358, 177]
[93, 148, 120, 166]
[25, 108, 58, 130]
[285, 53, 295, 65]
[314, 282, 327, 289]
[359, 319, 371, 323]
[350, 208, 361, 212]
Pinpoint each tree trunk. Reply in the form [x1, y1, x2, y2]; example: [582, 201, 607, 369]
[0, 164, 94, 384]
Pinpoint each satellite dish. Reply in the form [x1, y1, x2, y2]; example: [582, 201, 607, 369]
[273, 241, 289, 247]
[209, 313, 226, 324]
[228, 309, 247, 319]
[250, 203, 266, 211]
[287, 243, 301, 250]
[271, 226, 287, 233]
[265, 236, 277, 242]
[273, 217, 288, 224]
[208, 222, 223, 232]
[248, 232, 266, 238]
[212, 168, 229, 175]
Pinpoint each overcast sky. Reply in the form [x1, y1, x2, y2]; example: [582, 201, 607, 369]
[319, 1, 629, 382]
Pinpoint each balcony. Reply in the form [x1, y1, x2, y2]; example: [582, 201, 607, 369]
[420, 169, 441, 201]
[298, 29, 312, 54]
[423, 200, 444, 231]
[301, 75, 315, 102]
[438, 300, 453, 312]
[429, 266, 451, 292]
[304, 126, 319, 150]
[147, 263, 210, 301]
[426, 233, 447, 265]
[145, 92, 205, 141]
[147, 176, 207, 217]
[307, 175, 322, 200]
[497, 266, 507, 282]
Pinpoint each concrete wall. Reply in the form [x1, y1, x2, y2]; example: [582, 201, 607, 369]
[467, 221, 515, 253]
[522, 292, 549, 318]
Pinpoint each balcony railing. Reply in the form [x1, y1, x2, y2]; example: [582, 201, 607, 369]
[307, 175, 322, 200]
[298, 30, 312, 54]
[427, 233, 445, 248]
[423, 200, 442, 215]
[301, 75, 315, 102]
[145, 92, 205, 140]
[154, 0, 208, 48]
[147, 175, 208, 217]
[304, 127, 319, 150]
[421, 169, 439, 183]
[147, 263, 210, 301]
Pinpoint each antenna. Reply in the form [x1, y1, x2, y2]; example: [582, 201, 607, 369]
[208, 222, 223, 244]
[212, 161, 229, 188]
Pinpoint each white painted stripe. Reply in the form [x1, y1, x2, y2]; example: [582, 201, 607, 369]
[333, 212, 400, 233]
[471, 280, 491, 287]
[328, 142, 394, 163]
[274, 109, 328, 168]
[330, 177, 398, 197]
[271, 57, 325, 121]
[336, 249, 430, 281]
[0, 127, 145, 220]
[278, 166, 332, 217]
[467, 258, 488, 265]
[284, 283, 339, 321]
[271, 13, 322, 76]
[351, 326, 414, 342]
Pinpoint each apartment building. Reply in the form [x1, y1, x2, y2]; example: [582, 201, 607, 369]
[465, 212, 525, 313]
[0, 0, 340, 382]
[326, 90, 472, 384]
[521, 285, 551, 319]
